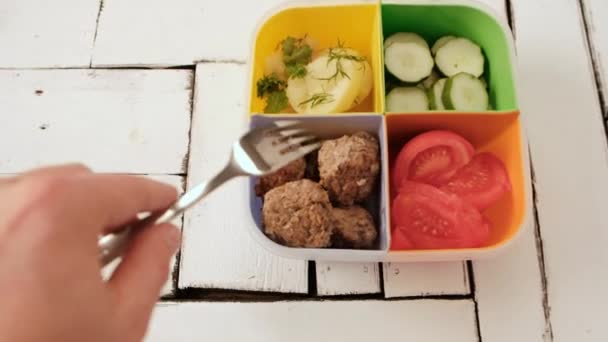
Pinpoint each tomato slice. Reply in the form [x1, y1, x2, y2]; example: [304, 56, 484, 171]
[390, 228, 415, 250]
[392, 130, 475, 188]
[439, 152, 512, 211]
[391, 181, 490, 249]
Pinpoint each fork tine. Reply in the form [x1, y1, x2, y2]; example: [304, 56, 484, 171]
[277, 128, 308, 138]
[265, 122, 304, 135]
[282, 135, 318, 148]
[280, 141, 322, 162]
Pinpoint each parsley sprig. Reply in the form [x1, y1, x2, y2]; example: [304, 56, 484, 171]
[256, 73, 286, 98]
[256, 73, 288, 113]
[281, 36, 312, 79]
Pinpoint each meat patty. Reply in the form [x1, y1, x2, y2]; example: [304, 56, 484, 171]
[262, 179, 333, 248]
[255, 157, 306, 196]
[318, 131, 380, 206]
[331, 206, 377, 249]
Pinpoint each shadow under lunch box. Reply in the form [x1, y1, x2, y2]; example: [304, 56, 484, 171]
[244, 0, 532, 263]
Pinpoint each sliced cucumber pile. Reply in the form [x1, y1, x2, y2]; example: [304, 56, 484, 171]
[442, 73, 488, 111]
[428, 78, 447, 110]
[435, 37, 484, 77]
[384, 33, 434, 83]
[386, 87, 429, 112]
[431, 35, 455, 56]
[421, 69, 440, 89]
[384, 33, 491, 112]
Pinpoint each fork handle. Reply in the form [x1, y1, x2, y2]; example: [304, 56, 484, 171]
[98, 164, 240, 267]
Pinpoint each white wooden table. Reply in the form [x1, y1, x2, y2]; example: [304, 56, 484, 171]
[1, 0, 607, 341]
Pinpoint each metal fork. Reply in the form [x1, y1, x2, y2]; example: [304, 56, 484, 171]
[98, 121, 320, 266]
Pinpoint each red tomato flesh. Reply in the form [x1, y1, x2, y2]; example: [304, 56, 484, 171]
[440, 152, 512, 211]
[392, 181, 490, 249]
[392, 130, 475, 188]
[390, 228, 415, 250]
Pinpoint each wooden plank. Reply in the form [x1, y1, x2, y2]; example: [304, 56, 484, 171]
[582, 0, 608, 115]
[474, 224, 549, 341]
[315, 262, 381, 296]
[178, 63, 307, 293]
[0, 70, 192, 174]
[0, 0, 99, 68]
[147, 300, 477, 342]
[510, 0, 608, 340]
[466, 1, 548, 340]
[101, 175, 184, 297]
[383, 262, 469, 298]
[91, 0, 285, 66]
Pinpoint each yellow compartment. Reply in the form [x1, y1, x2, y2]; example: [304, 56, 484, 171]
[385, 111, 529, 257]
[248, 3, 384, 114]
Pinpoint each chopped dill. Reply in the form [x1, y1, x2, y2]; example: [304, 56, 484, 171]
[316, 39, 366, 82]
[299, 92, 334, 108]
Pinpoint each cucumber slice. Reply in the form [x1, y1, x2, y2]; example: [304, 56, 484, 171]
[421, 69, 440, 89]
[435, 37, 484, 77]
[442, 72, 489, 111]
[384, 32, 427, 50]
[479, 76, 488, 89]
[386, 87, 429, 112]
[384, 32, 434, 83]
[428, 78, 447, 110]
[431, 36, 456, 55]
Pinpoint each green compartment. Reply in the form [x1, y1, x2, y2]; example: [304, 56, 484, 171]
[381, 3, 517, 111]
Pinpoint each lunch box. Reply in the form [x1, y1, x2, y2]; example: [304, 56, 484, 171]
[244, 0, 532, 262]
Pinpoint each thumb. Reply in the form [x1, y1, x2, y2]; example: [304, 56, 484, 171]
[108, 223, 180, 330]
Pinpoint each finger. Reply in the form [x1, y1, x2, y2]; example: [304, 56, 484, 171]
[0, 163, 89, 190]
[109, 223, 180, 332]
[0, 175, 18, 186]
[21, 163, 91, 179]
[77, 174, 178, 233]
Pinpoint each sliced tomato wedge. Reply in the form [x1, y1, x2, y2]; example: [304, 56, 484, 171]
[392, 130, 475, 188]
[439, 152, 512, 211]
[391, 181, 490, 249]
[390, 228, 415, 250]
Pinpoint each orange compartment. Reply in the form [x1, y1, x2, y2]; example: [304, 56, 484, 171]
[385, 111, 529, 257]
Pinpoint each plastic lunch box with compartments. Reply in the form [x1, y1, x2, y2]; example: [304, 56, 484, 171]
[242, 0, 532, 263]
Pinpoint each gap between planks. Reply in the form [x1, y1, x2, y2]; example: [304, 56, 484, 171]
[467, 261, 483, 342]
[161, 287, 474, 303]
[89, 0, 105, 68]
[529, 155, 555, 341]
[0, 61, 245, 71]
[169, 66, 198, 296]
[578, 0, 608, 133]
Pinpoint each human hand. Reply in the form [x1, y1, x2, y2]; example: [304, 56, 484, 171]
[0, 164, 180, 342]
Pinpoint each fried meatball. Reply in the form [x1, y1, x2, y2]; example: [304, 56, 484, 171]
[262, 179, 333, 248]
[331, 206, 377, 249]
[318, 131, 380, 206]
[255, 157, 306, 196]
